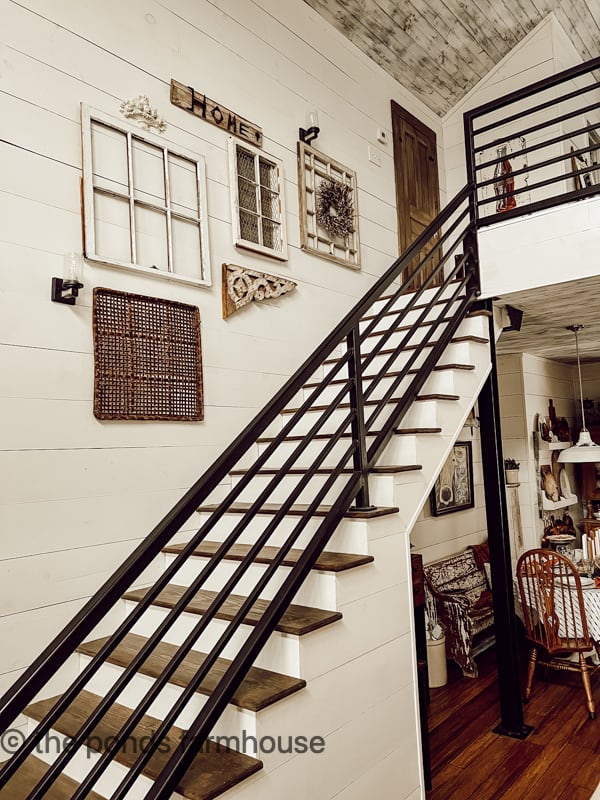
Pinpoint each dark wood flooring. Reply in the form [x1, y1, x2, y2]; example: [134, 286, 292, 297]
[427, 645, 600, 799]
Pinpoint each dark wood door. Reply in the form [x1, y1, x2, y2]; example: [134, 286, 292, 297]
[391, 101, 441, 293]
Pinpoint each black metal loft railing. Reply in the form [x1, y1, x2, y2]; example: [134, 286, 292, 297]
[0, 184, 481, 800]
[465, 56, 600, 227]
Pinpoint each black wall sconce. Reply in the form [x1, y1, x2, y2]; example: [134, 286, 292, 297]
[52, 252, 84, 305]
[299, 110, 320, 145]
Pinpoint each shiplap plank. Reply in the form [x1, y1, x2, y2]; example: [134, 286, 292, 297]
[0, 446, 224, 504]
[0, 543, 164, 617]
[0, 488, 210, 559]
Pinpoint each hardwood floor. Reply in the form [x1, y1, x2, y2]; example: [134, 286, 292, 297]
[427, 645, 600, 799]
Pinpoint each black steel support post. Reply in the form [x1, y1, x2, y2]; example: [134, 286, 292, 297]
[479, 299, 532, 739]
[347, 324, 375, 510]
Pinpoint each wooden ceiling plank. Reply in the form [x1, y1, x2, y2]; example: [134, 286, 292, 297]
[497, 0, 539, 39]
[305, 0, 456, 111]
[559, 0, 599, 61]
[435, 0, 509, 63]
[373, 0, 475, 101]
[303, 0, 600, 117]
[463, 0, 523, 52]
[343, 0, 465, 100]
[407, 0, 498, 77]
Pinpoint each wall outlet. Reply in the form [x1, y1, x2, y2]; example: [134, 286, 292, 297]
[368, 145, 382, 167]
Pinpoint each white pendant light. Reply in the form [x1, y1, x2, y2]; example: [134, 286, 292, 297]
[558, 324, 600, 463]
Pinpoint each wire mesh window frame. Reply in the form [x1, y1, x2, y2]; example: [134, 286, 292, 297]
[297, 141, 361, 270]
[81, 104, 212, 287]
[228, 136, 288, 261]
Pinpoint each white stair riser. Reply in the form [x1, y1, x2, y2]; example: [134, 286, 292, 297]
[300, 368, 459, 406]
[402, 399, 439, 429]
[360, 314, 486, 358]
[257, 434, 419, 471]
[126, 600, 302, 677]
[163, 553, 338, 610]
[276, 392, 446, 437]
[194, 512, 370, 554]
[256, 436, 352, 469]
[369, 283, 460, 316]
[360, 321, 450, 355]
[25, 718, 159, 800]
[230, 471, 352, 506]
[359, 304, 445, 334]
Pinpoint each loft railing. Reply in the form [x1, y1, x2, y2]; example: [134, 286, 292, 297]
[0, 183, 480, 799]
[465, 56, 600, 227]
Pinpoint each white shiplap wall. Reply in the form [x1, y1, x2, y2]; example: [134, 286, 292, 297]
[0, 0, 445, 777]
[410, 430, 488, 564]
[497, 352, 579, 555]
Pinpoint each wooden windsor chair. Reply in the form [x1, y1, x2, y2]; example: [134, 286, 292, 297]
[516, 548, 600, 720]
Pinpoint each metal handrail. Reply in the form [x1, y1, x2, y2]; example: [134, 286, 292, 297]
[464, 56, 600, 227]
[0, 181, 480, 799]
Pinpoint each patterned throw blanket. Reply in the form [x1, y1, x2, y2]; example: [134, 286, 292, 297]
[468, 541, 492, 609]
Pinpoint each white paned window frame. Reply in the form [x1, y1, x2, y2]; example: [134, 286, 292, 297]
[228, 137, 288, 261]
[81, 104, 212, 287]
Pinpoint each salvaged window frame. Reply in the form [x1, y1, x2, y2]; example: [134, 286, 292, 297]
[81, 104, 212, 287]
[228, 137, 288, 261]
[297, 141, 360, 269]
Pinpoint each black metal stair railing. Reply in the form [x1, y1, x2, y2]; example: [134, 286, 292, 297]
[465, 56, 600, 227]
[0, 183, 481, 800]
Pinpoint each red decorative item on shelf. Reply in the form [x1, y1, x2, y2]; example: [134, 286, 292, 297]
[494, 152, 517, 213]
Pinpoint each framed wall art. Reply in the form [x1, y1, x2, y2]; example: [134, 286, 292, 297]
[430, 441, 474, 516]
[297, 141, 360, 269]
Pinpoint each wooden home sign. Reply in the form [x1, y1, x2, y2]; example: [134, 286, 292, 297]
[170, 79, 263, 147]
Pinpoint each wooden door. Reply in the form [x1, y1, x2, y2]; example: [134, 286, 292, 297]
[391, 101, 441, 293]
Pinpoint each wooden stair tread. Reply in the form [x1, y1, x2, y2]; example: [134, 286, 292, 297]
[466, 308, 493, 317]
[196, 503, 399, 518]
[164, 541, 374, 572]
[303, 363, 475, 389]
[78, 633, 304, 712]
[0, 756, 105, 800]
[229, 465, 421, 476]
[415, 393, 460, 401]
[280, 393, 458, 414]
[25, 691, 261, 800]
[323, 334, 488, 364]
[395, 426, 443, 434]
[123, 584, 342, 636]
[256, 427, 442, 443]
[451, 335, 487, 343]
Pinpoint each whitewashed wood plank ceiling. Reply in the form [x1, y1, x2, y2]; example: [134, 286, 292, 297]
[496, 276, 600, 362]
[303, 0, 600, 115]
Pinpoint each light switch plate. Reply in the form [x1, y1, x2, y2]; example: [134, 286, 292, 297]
[368, 145, 382, 167]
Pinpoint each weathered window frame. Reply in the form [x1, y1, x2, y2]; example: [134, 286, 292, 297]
[82, 104, 212, 287]
[228, 137, 288, 261]
[297, 141, 360, 270]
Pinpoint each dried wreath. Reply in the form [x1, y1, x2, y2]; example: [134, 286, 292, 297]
[316, 177, 355, 238]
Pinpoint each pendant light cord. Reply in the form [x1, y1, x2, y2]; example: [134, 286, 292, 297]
[572, 325, 588, 433]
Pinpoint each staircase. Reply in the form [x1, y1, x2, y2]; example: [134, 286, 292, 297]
[0, 185, 497, 799]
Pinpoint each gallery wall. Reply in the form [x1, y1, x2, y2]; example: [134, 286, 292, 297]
[0, 0, 444, 696]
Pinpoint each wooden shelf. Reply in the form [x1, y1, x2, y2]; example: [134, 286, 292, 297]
[548, 441, 572, 450]
[542, 493, 578, 511]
